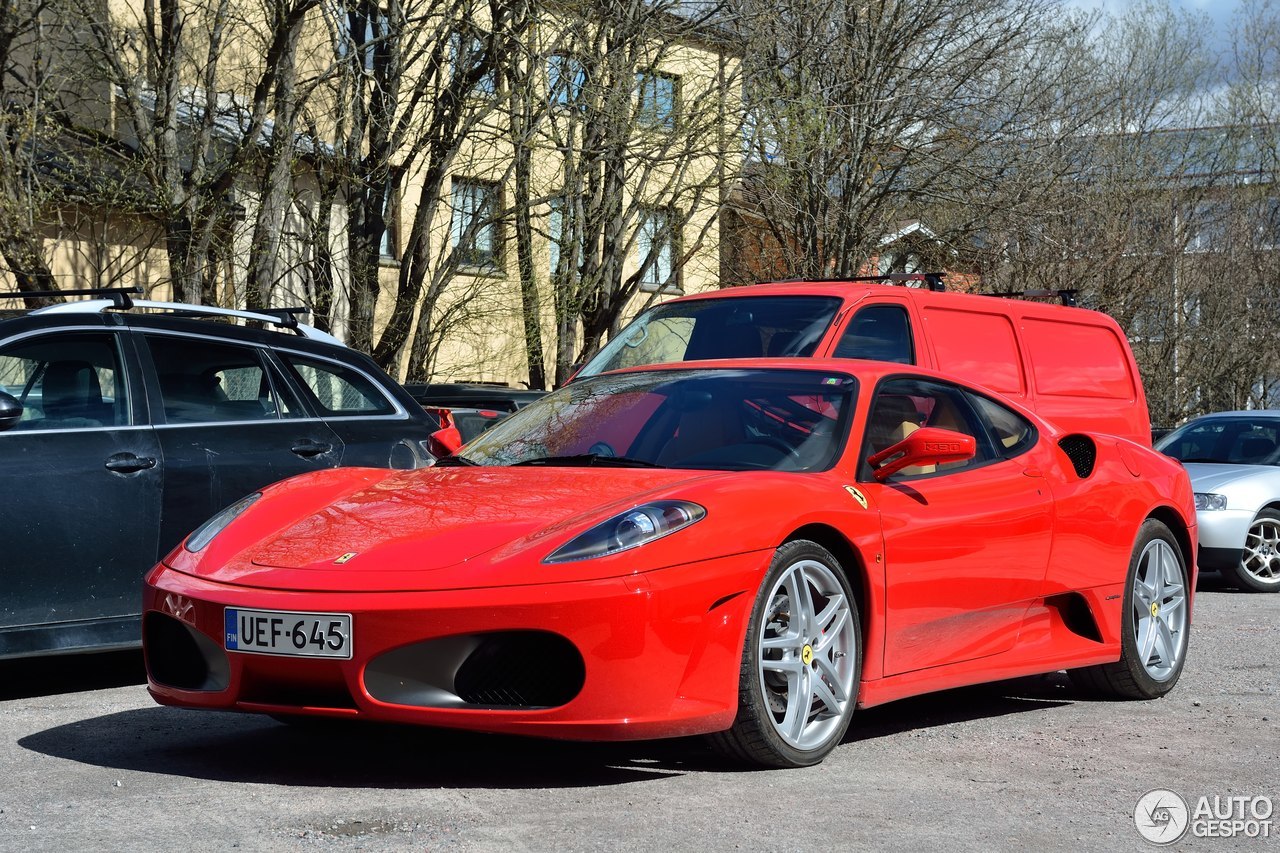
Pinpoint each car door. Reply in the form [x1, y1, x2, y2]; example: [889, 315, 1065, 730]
[272, 349, 432, 469]
[0, 328, 162, 640]
[136, 331, 346, 554]
[857, 376, 1053, 675]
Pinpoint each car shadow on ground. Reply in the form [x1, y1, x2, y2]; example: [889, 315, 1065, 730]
[15, 668, 1079, 788]
[0, 649, 146, 701]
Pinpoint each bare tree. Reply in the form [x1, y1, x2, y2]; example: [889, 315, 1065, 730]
[732, 0, 1097, 281]
[499, 0, 740, 387]
[0, 0, 63, 304]
[70, 0, 321, 304]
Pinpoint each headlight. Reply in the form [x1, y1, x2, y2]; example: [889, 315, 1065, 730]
[543, 501, 706, 563]
[1194, 492, 1228, 511]
[185, 493, 262, 552]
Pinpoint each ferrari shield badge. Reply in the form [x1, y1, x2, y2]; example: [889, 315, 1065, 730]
[844, 486, 868, 509]
[333, 552, 358, 565]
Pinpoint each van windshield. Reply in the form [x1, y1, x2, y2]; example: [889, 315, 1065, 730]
[576, 295, 842, 378]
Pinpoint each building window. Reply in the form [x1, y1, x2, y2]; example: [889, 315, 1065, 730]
[638, 207, 678, 293]
[549, 53, 586, 107]
[1258, 197, 1280, 249]
[451, 178, 500, 270]
[636, 70, 678, 128]
[451, 31, 495, 95]
[379, 182, 398, 260]
[549, 196, 567, 278]
[549, 195, 587, 280]
[333, 5, 389, 72]
[1184, 201, 1227, 253]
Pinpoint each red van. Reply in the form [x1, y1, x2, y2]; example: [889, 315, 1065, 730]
[575, 276, 1151, 445]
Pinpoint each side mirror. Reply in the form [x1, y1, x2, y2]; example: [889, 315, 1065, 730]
[868, 427, 976, 481]
[428, 425, 463, 458]
[0, 391, 23, 432]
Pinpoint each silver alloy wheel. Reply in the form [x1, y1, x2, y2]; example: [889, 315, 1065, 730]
[757, 558, 857, 750]
[1241, 517, 1280, 585]
[1131, 538, 1188, 682]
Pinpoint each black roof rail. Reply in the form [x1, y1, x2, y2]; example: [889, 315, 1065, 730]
[764, 272, 947, 292]
[256, 307, 306, 330]
[0, 286, 141, 309]
[989, 289, 1079, 307]
[847, 272, 947, 292]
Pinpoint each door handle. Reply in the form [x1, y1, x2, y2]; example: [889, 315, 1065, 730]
[104, 452, 158, 474]
[291, 440, 333, 458]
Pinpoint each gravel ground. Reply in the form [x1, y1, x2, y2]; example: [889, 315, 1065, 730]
[0, 581, 1275, 852]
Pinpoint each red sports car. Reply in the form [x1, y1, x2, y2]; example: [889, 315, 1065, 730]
[144, 361, 1197, 767]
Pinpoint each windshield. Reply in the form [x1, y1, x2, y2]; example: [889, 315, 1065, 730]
[458, 368, 856, 472]
[575, 296, 843, 378]
[1156, 416, 1280, 465]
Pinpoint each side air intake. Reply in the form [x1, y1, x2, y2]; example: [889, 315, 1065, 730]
[1058, 435, 1097, 478]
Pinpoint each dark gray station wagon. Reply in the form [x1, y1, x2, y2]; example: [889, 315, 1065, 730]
[0, 290, 436, 658]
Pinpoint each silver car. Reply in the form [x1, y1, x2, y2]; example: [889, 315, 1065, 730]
[1156, 411, 1280, 592]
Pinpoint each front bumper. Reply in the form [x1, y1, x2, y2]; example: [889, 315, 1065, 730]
[1195, 507, 1253, 551]
[143, 551, 765, 741]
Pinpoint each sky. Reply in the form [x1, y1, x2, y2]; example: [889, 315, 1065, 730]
[1066, 0, 1242, 34]
[1065, 0, 1250, 78]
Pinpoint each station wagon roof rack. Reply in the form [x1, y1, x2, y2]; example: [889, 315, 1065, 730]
[0, 286, 141, 309]
[3, 286, 342, 345]
[989, 288, 1079, 307]
[765, 272, 947, 292]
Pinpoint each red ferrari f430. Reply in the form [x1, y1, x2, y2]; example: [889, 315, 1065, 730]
[144, 361, 1197, 767]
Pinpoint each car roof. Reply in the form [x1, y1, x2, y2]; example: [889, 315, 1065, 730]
[652, 280, 1097, 321]
[1184, 411, 1280, 420]
[1, 305, 341, 353]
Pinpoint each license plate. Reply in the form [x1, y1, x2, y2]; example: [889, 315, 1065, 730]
[224, 608, 353, 659]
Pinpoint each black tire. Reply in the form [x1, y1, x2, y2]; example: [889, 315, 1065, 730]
[708, 540, 861, 768]
[1226, 508, 1280, 593]
[1069, 519, 1190, 699]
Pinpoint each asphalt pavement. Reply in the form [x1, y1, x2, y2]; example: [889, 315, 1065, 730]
[0, 580, 1275, 852]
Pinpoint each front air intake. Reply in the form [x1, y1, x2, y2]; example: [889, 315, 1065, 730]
[454, 632, 585, 707]
[1058, 435, 1097, 478]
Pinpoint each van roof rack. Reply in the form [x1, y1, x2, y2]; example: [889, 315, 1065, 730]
[989, 289, 1079, 307]
[847, 272, 947, 292]
[764, 272, 947, 292]
[3, 287, 341, 344]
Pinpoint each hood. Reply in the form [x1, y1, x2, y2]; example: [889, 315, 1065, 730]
[1182, 462, 1280, 492]
[196, 466, 722, 591]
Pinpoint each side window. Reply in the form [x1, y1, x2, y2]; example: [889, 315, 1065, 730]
[145, 336, 296, 424]
[833, 305, 914, 364]
[0, 333, 129, 430]
[969, 393, 1037, 458]
[861, 377, 992, 479]
[280, 354, 396, 416]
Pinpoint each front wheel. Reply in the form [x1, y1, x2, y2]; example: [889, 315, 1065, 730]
[1070, 519, 1190, 699]
[1228, 508, 1280, 592]
[708, 540, 861, 768]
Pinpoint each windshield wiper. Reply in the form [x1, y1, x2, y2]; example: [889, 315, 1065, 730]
[513, 454, 665, 468]
[434, 455, 479, 466]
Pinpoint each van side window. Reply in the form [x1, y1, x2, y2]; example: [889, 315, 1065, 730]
[969, 393, 1037, 458]
[861, 377, 992, 479]
[833, 305, 914, 364]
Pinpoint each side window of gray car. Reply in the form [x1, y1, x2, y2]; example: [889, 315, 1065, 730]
[279, 353, 396, 416]
[0, 333, 130, 430]
[144, 335, 299, 424]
